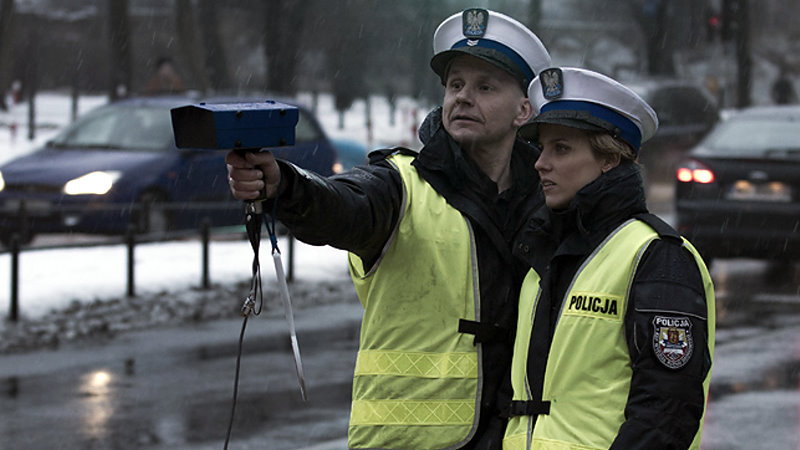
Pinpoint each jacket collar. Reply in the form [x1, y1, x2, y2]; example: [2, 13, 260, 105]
[528, 160, 648, 258]
[414, 106, 541, 198]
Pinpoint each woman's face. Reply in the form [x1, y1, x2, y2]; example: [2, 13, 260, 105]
[534, 124, 616, 210]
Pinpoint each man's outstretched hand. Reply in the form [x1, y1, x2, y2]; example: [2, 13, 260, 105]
[225, 150, 284, 201]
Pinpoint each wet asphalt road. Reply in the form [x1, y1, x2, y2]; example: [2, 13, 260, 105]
[698, 259, 800, 450]
[2, 259, 799, 450]
[0, 303, 362, 450]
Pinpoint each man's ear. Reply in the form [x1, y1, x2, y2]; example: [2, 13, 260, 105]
[514, 98, 534, 127]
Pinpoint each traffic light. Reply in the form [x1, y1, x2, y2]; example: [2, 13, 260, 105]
[706, 10, 721, 41]
[721, 0, 741, 42]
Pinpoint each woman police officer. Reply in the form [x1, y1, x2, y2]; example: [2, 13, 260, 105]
[503, 67, 715, 449]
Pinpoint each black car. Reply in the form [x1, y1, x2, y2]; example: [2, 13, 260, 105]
[0, 96, 337, 245]
[674, 105, 800, 265]
[626, 79, 721, 182]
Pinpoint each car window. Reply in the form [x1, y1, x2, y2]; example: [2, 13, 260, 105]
[696, 116, 800, 157]
[295, 110, 323, 144]
[50, 105, 174, 151]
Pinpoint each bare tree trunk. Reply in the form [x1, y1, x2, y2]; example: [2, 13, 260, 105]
[198, 0, 230, 92]
[0, 0, 16, 111]
[108, 0, 133, 101]
[329, 0, 367, 124]
[407, 0, 445, 104]
[71, 51, 80, 122]
[175, 0, 210, 94]
[734, 0, 752, 107]
[263, 0, 305, 96]
[630, 0, 676, 76]
[25, 29, 39, 140]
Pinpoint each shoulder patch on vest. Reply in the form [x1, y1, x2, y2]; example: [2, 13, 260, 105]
[652, 315, 694, 369]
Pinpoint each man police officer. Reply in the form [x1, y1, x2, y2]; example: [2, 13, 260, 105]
[226, 9, 550, 449]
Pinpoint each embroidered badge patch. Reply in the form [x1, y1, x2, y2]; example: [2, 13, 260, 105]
[540, 68, 564, 99]
[462, 8, 488, 39]
[652, 315, 694, 369]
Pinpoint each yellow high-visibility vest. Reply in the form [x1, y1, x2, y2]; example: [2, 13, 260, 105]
[505, 218, 715, 450]
[347, 153, 482, 449]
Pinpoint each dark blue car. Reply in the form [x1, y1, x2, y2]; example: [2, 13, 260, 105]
[330, 137, 369, 173]
[0, 96, 337, 245]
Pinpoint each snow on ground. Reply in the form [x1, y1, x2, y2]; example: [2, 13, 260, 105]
[0, 91, 424, 321]
[0, 236, 353, 320]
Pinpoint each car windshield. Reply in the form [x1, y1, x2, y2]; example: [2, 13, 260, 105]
[48, 104, 174, 151]
[696, 115, 800, 157]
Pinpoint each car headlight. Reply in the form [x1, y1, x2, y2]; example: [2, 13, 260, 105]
[63, 171, 122, 195]
[0, 170, 5, 192]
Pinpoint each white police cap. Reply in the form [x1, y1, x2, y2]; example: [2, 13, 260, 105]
[522, 67, 658, 151]
[431, 8, 551, 93]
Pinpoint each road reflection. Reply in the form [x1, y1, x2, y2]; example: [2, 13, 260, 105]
[712, 259, 800, 329]
[80, 369, 115, 443]
[702, 259, 800, 450]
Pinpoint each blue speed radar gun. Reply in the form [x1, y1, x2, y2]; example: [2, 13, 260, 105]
[170, 100, 299, 151]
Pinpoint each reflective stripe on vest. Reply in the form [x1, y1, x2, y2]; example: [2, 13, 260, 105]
[347, 153, 481, 449]
[504, 219, 715, 450]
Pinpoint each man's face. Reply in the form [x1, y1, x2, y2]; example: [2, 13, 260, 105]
[441, 55, 531, 152]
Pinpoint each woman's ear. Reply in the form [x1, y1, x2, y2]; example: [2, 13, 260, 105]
[602, 154, 621, 173]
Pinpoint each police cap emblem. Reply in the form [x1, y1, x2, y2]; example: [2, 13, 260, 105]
[541, 68, 564, 99]
[652, 315, 694, 369]
[462, 8, 488, 39]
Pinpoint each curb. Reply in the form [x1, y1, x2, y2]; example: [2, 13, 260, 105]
[0, 302, 364, 379]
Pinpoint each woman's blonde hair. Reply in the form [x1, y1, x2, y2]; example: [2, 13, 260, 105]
[587, 132, 638, 164]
